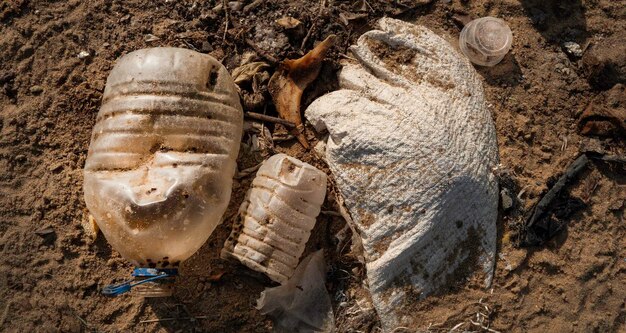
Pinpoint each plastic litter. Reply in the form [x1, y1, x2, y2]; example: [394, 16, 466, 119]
[305, 18, 499, 330]
[222, 154, 327, 284]
[459, 16, 513, 66]
[256, 250, 334, 333]
[83, 47, 243, 296]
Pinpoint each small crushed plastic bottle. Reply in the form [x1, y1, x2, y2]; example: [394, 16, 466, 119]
[221, 154, 327, 284]
[459, 17, 513, 67]
[84, 47, 243, 296]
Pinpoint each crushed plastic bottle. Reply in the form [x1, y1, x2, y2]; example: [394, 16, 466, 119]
[221, 154, 327, 284]
[84, 47, 243, 296]
[459, 16, 513, 66]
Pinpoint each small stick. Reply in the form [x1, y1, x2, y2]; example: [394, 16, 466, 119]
[140, 316, 209, 324]
[0, 301, 12, 328]
[300, 0, 326, 50]
[222, 0, 230, 43]
[245, 38, 278, 64]
[245, 112, 296, 128]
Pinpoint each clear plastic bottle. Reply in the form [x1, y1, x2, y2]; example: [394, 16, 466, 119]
[221, 154, 327, 284]
[83, 47, 243, 296]
[459, 17, 513, 67]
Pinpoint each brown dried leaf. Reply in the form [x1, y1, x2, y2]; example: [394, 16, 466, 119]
[232, 62, 270, 85]
[275, 17, 302, 29]
[579, 85, 626, 136]
[268, 35, 336, 148]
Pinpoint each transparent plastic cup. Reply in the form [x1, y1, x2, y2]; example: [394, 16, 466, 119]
[459, 17, 513, 67]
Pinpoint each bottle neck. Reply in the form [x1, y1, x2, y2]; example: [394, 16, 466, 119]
[131, 268, 178, 297]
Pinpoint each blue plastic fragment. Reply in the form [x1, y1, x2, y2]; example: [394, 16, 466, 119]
[101, 268, 177, 296]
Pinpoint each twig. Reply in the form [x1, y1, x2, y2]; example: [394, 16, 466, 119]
[300, 0, 326, 50]
[222, 0, 230, 43]
[74, 313, 89, 328]
[339, 53, 358, 61]
[272, 134, 295, 142]
[140, 316, 209, 324]
[450, 322, 465, 332]
[469, 320, 501, 333]
[245, 38, 278, 64]
[0, 301, 11, 328]
[245, 112, 296, 128]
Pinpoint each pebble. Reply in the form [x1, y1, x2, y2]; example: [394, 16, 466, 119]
[77, 51, 90, 59]
[144, 34, 160, 42]
[500, 188, 513, 211]
[201, 41, 213, 53]
[228, 1, 243, 11]
[562, 41, 583, 58]
[30, 85, 44, 94]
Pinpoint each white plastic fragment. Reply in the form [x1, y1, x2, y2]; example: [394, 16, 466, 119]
[78, 50, 90, 59]
[222, 154, 327, 283]
[83, 47, 243, 268]
[305, 18, 499, 330]
[256, 250, 334, 333]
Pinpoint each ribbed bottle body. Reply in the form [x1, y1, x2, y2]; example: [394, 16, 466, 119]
[84, 48, 243, 268]
[222, 154, 327, 283]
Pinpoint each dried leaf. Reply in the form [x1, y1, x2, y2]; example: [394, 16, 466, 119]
[268, 35, 336, 148]
[232, 62, 270, 85]
[579, 85, 626, 136]
[275, 17, 302, 29]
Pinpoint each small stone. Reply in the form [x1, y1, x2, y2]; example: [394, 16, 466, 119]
[106, 259, 117, 268]
[314, 139, 327, 157]
[500, 188, 513, 211]
[30, 85, 44, 94]
[201, 41, 213, 53]
[275, 17, 302, 29]
[144, 34, 160, 42]
[14, 154, 27, 163]
[228, 1, 243, 11]
[81, 214, 100, 242]
[78, 51, 90, 59]
[540, 152, 552, 161]
[562, 41, 583, 58]
[53, 252, 64, 262]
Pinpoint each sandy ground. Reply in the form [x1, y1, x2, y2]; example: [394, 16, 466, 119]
[1, 0, 625, 332]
